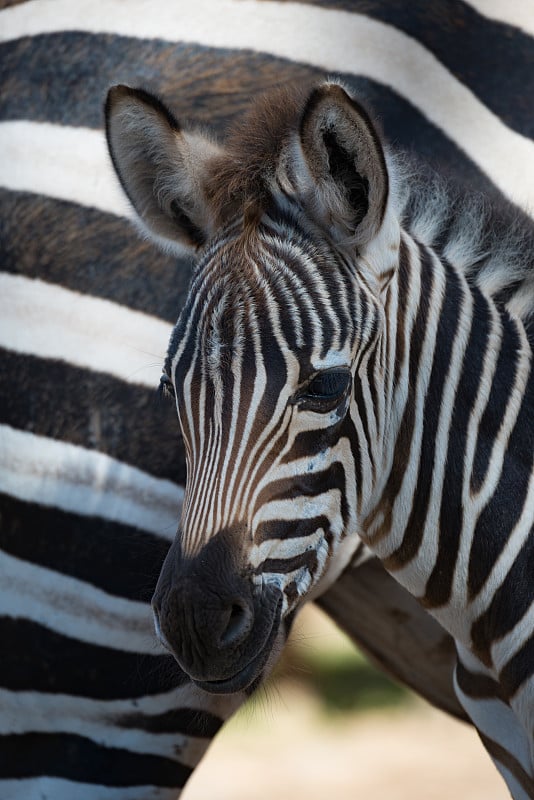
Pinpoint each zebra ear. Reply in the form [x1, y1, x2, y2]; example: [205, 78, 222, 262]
[105, 85, 219, 253]
[297, 83, 389, 247]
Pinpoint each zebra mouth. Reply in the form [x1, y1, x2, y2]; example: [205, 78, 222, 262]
[193, 596, 283, 695]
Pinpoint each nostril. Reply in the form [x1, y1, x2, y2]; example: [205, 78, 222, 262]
[219, 599, 253, 648]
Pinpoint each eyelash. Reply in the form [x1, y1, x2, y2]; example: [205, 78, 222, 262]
[159, 372, 175, 399]
[290, 368, 352, 413]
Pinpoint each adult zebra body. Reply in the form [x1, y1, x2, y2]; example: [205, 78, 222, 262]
[106, 25, 534, 800]
[1, 1, 533, 797]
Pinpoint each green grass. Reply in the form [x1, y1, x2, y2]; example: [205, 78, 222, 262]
[301, 651, 408, 714]
[228, 648, 410, 734]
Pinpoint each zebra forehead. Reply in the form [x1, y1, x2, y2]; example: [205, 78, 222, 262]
[167, 216, 364, 384]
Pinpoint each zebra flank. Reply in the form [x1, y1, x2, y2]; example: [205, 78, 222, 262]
[2, 1, 534, 798]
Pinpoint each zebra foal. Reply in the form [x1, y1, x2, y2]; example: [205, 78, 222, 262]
[107, 79, 534, 797]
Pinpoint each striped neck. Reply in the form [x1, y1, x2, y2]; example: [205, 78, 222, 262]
[362, 230, 533, 649]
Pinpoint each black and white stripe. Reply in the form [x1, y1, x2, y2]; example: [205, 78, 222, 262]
[2, 1, 533, 797]
[104, 6, 533, 798]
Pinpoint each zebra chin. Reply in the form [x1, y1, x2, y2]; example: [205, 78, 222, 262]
[190, 608, 286, 695]
[151, 531, 286, 694]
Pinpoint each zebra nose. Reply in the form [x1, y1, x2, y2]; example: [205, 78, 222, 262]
[151, 582, 256, 665]
[218, 597, 254, 648]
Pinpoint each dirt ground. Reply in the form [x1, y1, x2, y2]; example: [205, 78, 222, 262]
[184, 688, 508, 800]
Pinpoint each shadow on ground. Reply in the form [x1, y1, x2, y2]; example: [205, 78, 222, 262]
[301, 655, 408, 713]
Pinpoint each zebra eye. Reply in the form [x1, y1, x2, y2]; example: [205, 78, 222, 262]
[298, 368, 351, 412]
[159, 372, 175, 399]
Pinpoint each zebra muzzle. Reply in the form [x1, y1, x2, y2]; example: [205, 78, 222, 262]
[152, 533, 284, 693]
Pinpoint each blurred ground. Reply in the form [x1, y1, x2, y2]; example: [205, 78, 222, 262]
[185, 695, 507, 800]
[184, 606, 508, 800]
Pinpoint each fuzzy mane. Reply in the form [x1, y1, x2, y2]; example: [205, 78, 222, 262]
[207, 84, 310, 225]
[204, 84, 534, 328]
[395, 156, 534, 324]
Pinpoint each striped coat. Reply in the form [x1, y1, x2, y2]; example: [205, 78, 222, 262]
[1, 1, 533, 797]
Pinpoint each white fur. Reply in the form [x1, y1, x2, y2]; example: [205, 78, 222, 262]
[0, 548, 159, 654]
[0, 273, 170, 388]
[0, 121, 129, 218]
[0, 688, 211, 763]
[0, 425, 183, 538]
[465, 0, 534, 36]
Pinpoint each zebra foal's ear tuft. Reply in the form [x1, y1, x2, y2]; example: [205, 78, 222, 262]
[105, 85, 219, 253]
[297, 82, 389, 246]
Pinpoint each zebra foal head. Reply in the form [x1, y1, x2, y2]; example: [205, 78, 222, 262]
[106, 81, 397, 693]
